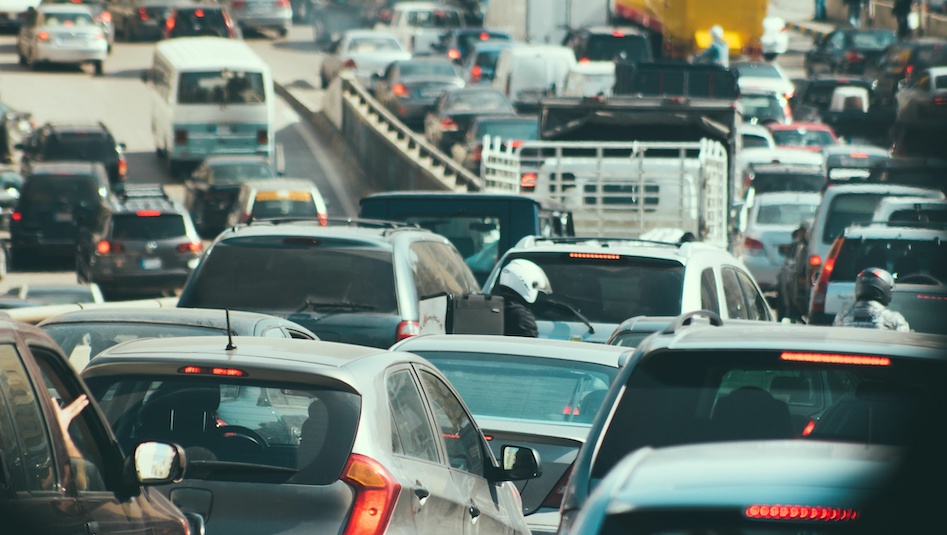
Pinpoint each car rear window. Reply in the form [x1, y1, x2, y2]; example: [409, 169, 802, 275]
[913, 44, 947, 69]
[887, 207, 947, 224]
[734, 63, 782, 78]
[42, 11, 95, 25]
[458, 32, 510, 53]
[822, 193, 885, 243]
[210, 163, 274, 184]
[741, 95, 786, 122]
[183, 237, 398, 314]
[43, 322, 225, 360]
[406, 9, 461, 28]
[445, 91, 511, 113]
[935, 75, 947, 90]
[23, 288, 95, 305]
[507, 253, 684, 324]
[252, 195, 320, 219]
[178, 70, 266, 105]
[418, 351, 618, 425]
[585, 34, 651, 63]
[477, 120, 538, 141]
[111, 213, 186, 240]
[22, 174, 100, 203]
[751, 172, 825, 194]
[756, 202, 819, 225]
[770, 128, 836, 148]
[474, 49, 501, 69]
[399, 61, 458, 77]
[851, 31, 896, 50]
[86, 376, 360, 485]
[348, 36, 402, 53]
[44, 134, 112, 160]
[832, 237, 946, 282]
[591, 349, 947, 479]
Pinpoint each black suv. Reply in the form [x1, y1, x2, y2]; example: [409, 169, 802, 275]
[176, 219, 481, 348]
[76, 184, 202, 299]
[161, 4, 238, 39]
[17, 122, 127, 191]
[557, 314, 947, 533]
[10, 162, 113, 268]
[562, 26, 653, 64]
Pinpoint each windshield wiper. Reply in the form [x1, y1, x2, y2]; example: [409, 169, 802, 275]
[540, 298, 595, 334]
[292, 300, 376, 315]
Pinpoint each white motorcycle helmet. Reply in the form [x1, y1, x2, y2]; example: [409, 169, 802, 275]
[711, 25, 724, 39]
[498, 259, 552, 304]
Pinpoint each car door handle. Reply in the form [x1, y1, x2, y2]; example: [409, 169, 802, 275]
[413, 484, 430, 501]
[468, 504, 481, 520]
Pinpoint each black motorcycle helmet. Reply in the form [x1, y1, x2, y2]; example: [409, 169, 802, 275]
[855, 267, 895, 305]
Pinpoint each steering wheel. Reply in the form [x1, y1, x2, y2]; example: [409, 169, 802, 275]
[213, 425, 269, 450]
[896, 273, 942, 285]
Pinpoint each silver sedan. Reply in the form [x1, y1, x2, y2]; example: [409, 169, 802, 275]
[17, 4, 108, 74]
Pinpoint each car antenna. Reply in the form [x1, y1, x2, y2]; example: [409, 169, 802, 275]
[225, 309, 237, 351]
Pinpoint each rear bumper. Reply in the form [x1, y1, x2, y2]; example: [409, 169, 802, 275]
[233, 12, 291, 30]
[35, 42, 107, 63]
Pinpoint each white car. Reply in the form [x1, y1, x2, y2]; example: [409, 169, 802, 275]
[761, 15, 789, 60]
[740, 124, 776, 149]
[562, 61, 615, 97]
[732, 60, 795, 101]
[319, 29, 411, 89]
[373, 1, 464, 54]
[16, 4, 107, 74]
[739, 192, 821, 292]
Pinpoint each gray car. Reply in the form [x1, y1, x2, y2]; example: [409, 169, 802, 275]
[81, 336, 541, 535]
[374, 57, 466, 127]
[391, 334, 631, 535]
[221, 0, 290, 37]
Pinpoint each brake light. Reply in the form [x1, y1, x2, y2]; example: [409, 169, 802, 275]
[37, 31, 50, 41]
[165, 15, 175, 31]
[905, 64, 914, 78]
[10, 211, 21, 222]
[136, 210, 161, 217]
[257, 129, 268, 146]
[318, 212, 328, 226]
[801, 419, 816, 436]
[578, 57, 590, 63]
[177, 241, 202, 253]
[845, 50, 864, 63]
[340, 454, 401, 535]
[276, 0, 290, 7]
[510, 140, 524, 148]
[96, 240, 117, 254]
[743, 236, 764, 251]
[781, 352, 891, 366]
[808, 255, 821, 267]
[97, 11, 111, 23]
[195, 8, 204, 17]
[440, 117, 458, 131]
[612, 30, 625, 37]
[138, 7, 148, 20]
[541, 464, 573, 509]
[520, 172, 537, 191]
[745, 504, 858, 521]
[179, 366, 248, 376]
[934, 96, 947, 106]
[396, 321, 420, 341]
[392, 83, 408, 97]
[569, 252, 621, 260]
[232, 0, 246, 7]
[809, 256, 835, 314]
[849, 152, 869, 158]
[479, 31, 490, 40]
[118, 157, 127, 179]
[343, 58, 357, 69]
[174, 129, 187, 145]
[470, 65, 482, 82]
[447, 48, 461, 60]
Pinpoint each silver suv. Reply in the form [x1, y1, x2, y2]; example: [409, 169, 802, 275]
[481, 236, 774, 343]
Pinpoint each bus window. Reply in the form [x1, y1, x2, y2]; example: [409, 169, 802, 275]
[178, 71, 266, 105]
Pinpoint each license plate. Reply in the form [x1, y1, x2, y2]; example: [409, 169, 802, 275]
[55, 212, 73, 222]
[420, 88, 443, 98]
[217, 125, 232, 135]
[141, 257, 162, 270]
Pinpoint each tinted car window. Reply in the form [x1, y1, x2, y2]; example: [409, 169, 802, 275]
[182, 237, 398, 313]
[770, 129, 836, 148]
[21, 175, 100, 204]
[700, 267, 720, 314]
[476, 120, 538, 140]
[111, 214, 186, 240]
[42, 322, 225, 360]
[251, 195, 320, 219]
[209, 163, 274, 184]
[348, 37, 402, 52]
[178, 71, 266, 105]
[420, 352, 617, 425]
[741, 95, 786, 123]
[741, 134, 771, 148]
[40, 11, 95, 24]
[822, 194, 885, 243]
[0, 344, 53, 491]
[387, 370, 439, 462]
[756, 202, 819, 225]
[419, 370, 483, 474]
[833, 237, 946, 282]
[444, 91, 511, 113]
[736, 270, 769, 321]
[399, 61, 458, 77]
[86, 377, 360, 485]
[851, 31, 896, 49]
[410, 242, 479, 298]
[43, 135, 112, 160]
[585, 34, 650, 62]
[914, 45, 947, 69]
[721, 268, 747, 319]
[405, 215, 501, 272]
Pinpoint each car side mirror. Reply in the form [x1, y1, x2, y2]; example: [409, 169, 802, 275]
[495, 445, 542, 481]
[130, 441, 186, 485]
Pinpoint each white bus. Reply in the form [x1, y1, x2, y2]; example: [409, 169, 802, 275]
[145, 37, 275, 177]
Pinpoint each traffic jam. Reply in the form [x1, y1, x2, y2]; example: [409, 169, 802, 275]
[0, 0, 945, 533]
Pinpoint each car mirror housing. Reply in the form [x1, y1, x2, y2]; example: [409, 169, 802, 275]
[495, 445, 542, 481]
[131, 441, 186, 485]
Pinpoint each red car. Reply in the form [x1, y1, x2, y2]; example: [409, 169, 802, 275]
[766, 122, 839, 152]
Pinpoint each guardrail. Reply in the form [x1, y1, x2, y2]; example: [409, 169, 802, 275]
[330, 72, 483, 193]
[4, 297, 179, 325]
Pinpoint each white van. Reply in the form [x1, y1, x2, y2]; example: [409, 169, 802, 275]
[145, 37, 275, 177]
[492, 44, 576, 112]
[563, 61, 615, 97]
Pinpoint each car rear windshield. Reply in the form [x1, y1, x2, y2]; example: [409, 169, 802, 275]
[252, 198, 320, 219]
[771, 128, 836, 148]
[43, 322, 225, 360]
[41, 11, 95, 25]
[935, 75, 947, 90]
[508, 253, 684, 324]
[406, 9, 461, 28]
[802, 82, 869, 109]
[418, 351, 618, 425]
[734, 63, 782, 78]
[22, 174, 100, 203]
[756, 202, 819, 225]
[474, 49, 501, 69]
[399, 61, 458, 77]
[178, 71, 266, 105]
[210, 163, 274, 184]
[585, 34, 651, 62]
[914, 45, 947, 69]
[23, 287, 95, 304]
[458, 32, 510, 53]
[348, 36, 402, 53]
[182, 237, 398, 314]
[445, 91, 511, 113]
[44, 134, 112, 160]
[477, 120, 538, 141]
[851, 31, 896, 50]
[111, 214, 186, 240]
[833, 237, 946, 282]
[887, 207, 947, 224]
[751, 172, 825, 194]
[741, 95, 786, 122]
[85, 376, 360, 486]
[823, 193, 889, 243]
[591, 349, 947, 479]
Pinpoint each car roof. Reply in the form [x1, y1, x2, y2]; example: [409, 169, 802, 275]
[749, 163, 824, 174]
[42, 122, 110, 134]
[767, 122, 833, 131]
[569, 61, 616, 74]
[38, 307, 295, 328]
[391, 334, 630, 366]
[344, 29, 399, 39]
[841, 225, 947, 240]
[38, 4, 95, 13]
[740, 147, 825, 164]
[822, 144, 889, 157]
[925, 66, 947, 76]
[27, 161, 105, 174]
[579, 26, 649, 36]
[824, 183, 944, 196]
[218, 219, 433, 245]
[738, 124, 773, 135]
[753, 191, 824, 205]
[605, 440, 900, 511]
[875, 196, 947, 208]
[241, 178, 317, 191]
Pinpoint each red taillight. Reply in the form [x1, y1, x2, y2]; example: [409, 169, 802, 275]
[745, 504, 858, 521]
[520, 172, 537, 191]
[177, 241, 202, 253]
[174, 129, 187, 146]
[97, 11, 111, 23]
[118, 157, 127, 179]
[801, 419, 816, 436]
[240, 213, 251, 223]
[447, 48, 461, 60]
[509, 140, 524, 148]
[479, 31, 490, 40]
[37, 30, 50, 41]
[10, 211, 21, 222]
[612, 30, 625, 37]
[276, 0, 290, 7]
[136, 210, 161, 217]
[470, 65, 482, 82]
[195, 8, 204, 17]
[392, 83, 408, 97]
[340, 454, 401, 535]
[257, 129, 268, 146]
[96, 240, 124, 254]
[578, 57, 590, 63]
[343, 58, 357, 69]
[809, 256, 835, 314]
[232, 0, 246, 7]
[138, 7, 148, 20]
[808, 255, 821, 267]
[845, 50, 864, 63]
[540, 464, 573, 509]
[905, 64, 914, 78]
[440, 117, 458, 131]
[396, 321, 420, 341]
[165, 15, 175, 31]
[934, 96, 947, 106]
[471, 144, 483, 162]
[318, 212, 328, 226]
[743, 236, 764, 251]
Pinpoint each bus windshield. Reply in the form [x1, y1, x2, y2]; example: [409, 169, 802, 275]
[178, 70, 266, 105]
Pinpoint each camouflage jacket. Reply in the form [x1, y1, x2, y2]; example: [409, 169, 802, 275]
[833, 300, 911, 332]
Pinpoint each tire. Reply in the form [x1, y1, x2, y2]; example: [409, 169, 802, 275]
[94, 60, 104, 76]
[277, 27, 289, 38]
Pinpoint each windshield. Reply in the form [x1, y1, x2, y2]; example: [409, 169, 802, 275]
[592, 348, 947, 479]
[756, 201, 819, 225]
[347, 37, 402, 53]
[823, 193, 887, 244]
[419, 351, 617, 425]
[85, 376, 360, 486]
[210, 163, 275, 184]
[735, 63, 783, 78]
[834, 237, 947, 282]
[771, 128, 836, 148]
[252, 195, 320, 219]
[585, 34, 651, 62]
[182, 237, 398, 314]
[178, 71, 266, 105]
[850, 31, 897, 49]
[750, 172, 825, 194]
[42, 322, 224, 360]
[403, 215, 501, 276]
[45, 134, 112, 160]
[504, 253, 685, 324]
[477, 120, 538, 141]
[22, 288, 95, 305]
[741, 95, 786, 123]
[111, 214, 186, 240]
[399, 61, 458, 77]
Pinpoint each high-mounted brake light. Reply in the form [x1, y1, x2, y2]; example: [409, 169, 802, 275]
[801, 419, 816, 436]
[808, 254, 821, 267]
[470, 65, 482, 82]
[440, 117, 458, 130]
[165, 15, 175, 31]
[37, 31, 50, 41]
[520, 172, 537, 191]
[396, 321, 420, 342]
[138, 7, 148, 20]
[612, 30, 625, 37]
[743, 237, 764, 251]
[479, 31, 490, 40]
[11, 211, 21, 222]
[746, 504, 858, 521]
[392, 83, 408, 97]
[569, 252, 620, 260]
[179, 366, 248, 376]
[780, 352, 891, 366]
[178, 241, 202, 253]
[137, 210, 161, 217]
[341, 454, 401, 535]
[195, 8, 204, 17]
[118, 157, 127, 178]
[849, 152, 868, 158]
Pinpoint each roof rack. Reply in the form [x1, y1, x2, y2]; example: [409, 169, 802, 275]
[661, 310, 723, 334]
[119, 184, 168, 201]
[517, 235, 682, 249]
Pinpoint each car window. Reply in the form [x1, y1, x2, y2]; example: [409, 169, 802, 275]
[735, 269, 769, 321]
[770, 128, 836, 148]
[43, 134, 112, 160]
[406, 9, 460, 29]
[478, 120, 539, 141]
[913, 45, 947, 69]
[404, 216, 501, 276]
[721, 267, 747, 319]
[86, 376, 361, 486]
[419, 351, 617, 425]
[40, 11, 95, 25]
[832, 237, 947, 283]
[409, 241, 480, 299]
[209, 163, 274, 184]
[934, 75, 947, 90]
[756, 201, 819, 224]
[0, 344, 52, 492]
[822, 193, 885, 244]
[251, 192, 320, 219]
[387, 370, 439, 462]
[21, 175, 100, 204]
[734, 63, 782, 79]
[741, 133, 771, 148]
[177, 71, 266, 105]
[111, 214, 186, 240]
[398, 61, 458, 77]
[584, 34, 650, 62]
[419, 370, 484, 475]
[444, 91, 512, 113]
[700, 267, 720, 314]
[347, 37, 402, 53]
[851, 31, 895, 50]
[42, 322, 225, 361]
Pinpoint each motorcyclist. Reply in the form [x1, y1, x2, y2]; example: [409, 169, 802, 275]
[494, 258, 551, 337]
[833, 267, 911, 331]
[696, 25, 729, 68]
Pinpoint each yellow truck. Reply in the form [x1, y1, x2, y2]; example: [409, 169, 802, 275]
[611, 0, 768, 60]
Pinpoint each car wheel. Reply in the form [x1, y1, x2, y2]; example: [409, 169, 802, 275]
[277, 27, 289, 38]
[94, 60, 104, 76]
